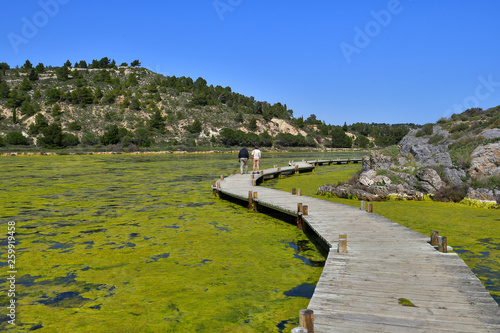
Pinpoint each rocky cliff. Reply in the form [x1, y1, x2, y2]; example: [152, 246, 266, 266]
[318, 111, 500, 205]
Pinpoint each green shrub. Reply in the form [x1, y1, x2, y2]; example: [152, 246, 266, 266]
[459, 198, 497, 209]
[62, 133, 79, 147]
[428, 134, 445, 145]
[433, 185, 468, 203]
[68, 121, 82, 131]
[471, 175, 500, 190]
[6, 131, 29, 145]
[416, 123, 434, 137]
[0, 136, 5, 147]
[450, 123, 468, 133]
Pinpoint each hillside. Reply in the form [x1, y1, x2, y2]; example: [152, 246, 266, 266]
[319, 107, 500, 205]
[0, 58, 418, 151]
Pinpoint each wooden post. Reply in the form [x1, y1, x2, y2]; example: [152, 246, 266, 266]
[291, 327, 308, 333]
[252, 180, 257, 186]
[295, 165, 299, 174]
[360, 200, 365, 210]
[251, 174, 254, 179]
[431, 231, 439, 246]
[220, 175, 224, 180]
[292, 188, 297, 195]
[303, 205, 308, 216]
[367, 202, 373, 213]
[248, 191, 253, 211]
[297, 203, 303, 230]
[299, 309, 314, 333]
[298, 189, 302, 196]
[338, 234, 347, 253]
[438, 236, 447, 253]
[260, 171, 264, 175]
[253, 192, 258, 211]
[232, 170, 236, 175]
[212, 182, 217, 196]
[216, 181, 221, 189]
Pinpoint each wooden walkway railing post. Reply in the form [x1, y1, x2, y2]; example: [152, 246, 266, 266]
[248, 191, 253, 211]
[297, 203, 303, 230]
[299, 309, 314, 333]
[338, 233, 347, 253]
[253, 192, 258, 211]
[431, 230, 439, 246]
[438, 236, 448, 253]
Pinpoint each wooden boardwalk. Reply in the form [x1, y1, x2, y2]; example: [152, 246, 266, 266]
[212, 160, 500, 332]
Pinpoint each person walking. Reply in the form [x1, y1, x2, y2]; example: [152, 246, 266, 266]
[238, 146, 249, 174]
[251, 145, 261, 174]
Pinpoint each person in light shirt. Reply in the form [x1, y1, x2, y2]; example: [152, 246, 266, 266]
[251, 145, 261, 174]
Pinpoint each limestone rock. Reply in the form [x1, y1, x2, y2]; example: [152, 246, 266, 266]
[442, 168, 466, 186]
[415, 168, 446, 193]
[469, 143, 500, 178]
[467, 188, 500, 204]
[399, 129, 453, 167]
[478, 128, 500, 140]
[362, 152, 393, 172]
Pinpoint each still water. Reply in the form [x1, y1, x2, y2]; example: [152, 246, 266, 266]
[0, 152, 348, 332]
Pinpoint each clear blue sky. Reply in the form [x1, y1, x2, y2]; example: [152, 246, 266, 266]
[2, 0, 500, 126]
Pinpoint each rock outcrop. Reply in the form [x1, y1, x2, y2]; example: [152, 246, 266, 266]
[399, 127, 453, 168]
[469, 142, 500, 178]
[318, 123, 499, 205]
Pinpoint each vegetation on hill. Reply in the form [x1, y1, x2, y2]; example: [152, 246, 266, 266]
[0, 58, 420, 152]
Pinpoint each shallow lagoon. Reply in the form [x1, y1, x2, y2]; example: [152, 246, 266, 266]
[0, 152, 350, 332]
[2, 151, 497, 332]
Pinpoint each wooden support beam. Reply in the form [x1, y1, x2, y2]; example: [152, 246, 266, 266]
[248, 191, 253, 211]
[431, 231, 439, 246]
[292, 188, 297, 195]
[367, 202, 373, 213]
[298, 189, 302, 196]
[338, 233, 347, 253]
[220, 175, 224, 180]
[253, 192, 258, 211]
[297, 203, 303, 230]
[438, 236, 447, 253]
[299, 309, 314, 333]
[303, 205, 308, 216]
[216, 181, 221, 189]
[295, 165, 299, 174]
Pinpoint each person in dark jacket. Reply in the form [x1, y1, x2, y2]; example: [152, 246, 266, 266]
[238, 147, 250, 174]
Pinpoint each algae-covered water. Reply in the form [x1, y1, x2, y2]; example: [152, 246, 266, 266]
[0, 152, 344, 332]
[264, 161, 500, 305]
[2, 151, 497, 332]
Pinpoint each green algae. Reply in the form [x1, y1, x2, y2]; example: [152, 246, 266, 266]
[263, 159, 500, 305]
[0, 153, 327, 332]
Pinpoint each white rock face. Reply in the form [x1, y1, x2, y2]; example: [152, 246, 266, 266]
[469, 143, 500, 178]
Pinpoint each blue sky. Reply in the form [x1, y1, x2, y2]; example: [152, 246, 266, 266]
[2, 0, 500, 126]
